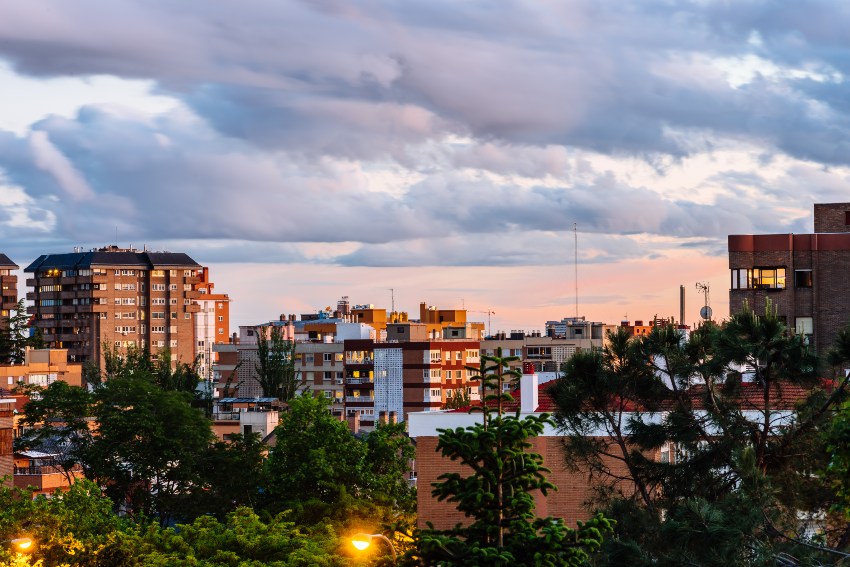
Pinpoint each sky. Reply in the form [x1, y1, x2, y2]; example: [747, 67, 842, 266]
[0, 1, 848, 332]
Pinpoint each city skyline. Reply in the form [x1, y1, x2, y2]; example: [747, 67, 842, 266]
[2, 2, 848, 330]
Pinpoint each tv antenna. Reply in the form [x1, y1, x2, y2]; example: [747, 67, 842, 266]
[696, 282, 712, 321]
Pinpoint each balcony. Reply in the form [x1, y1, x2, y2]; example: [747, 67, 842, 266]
[212, 411, 241, 421]
[346, 377, 374, 384]
[185, 276, 202, 285]
[25, 278, 37, 287]
[345, 396, 374, 403]
[184, 290, 201, 299]
[186, 303, 200, 313]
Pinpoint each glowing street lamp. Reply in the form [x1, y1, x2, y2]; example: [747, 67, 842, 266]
[351, 533, 397, 565]
[4, 538, 33, 553]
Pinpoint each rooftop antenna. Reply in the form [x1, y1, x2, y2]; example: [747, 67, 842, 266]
[696, 282, 712, 321]
[388, 288, 395, 315]
[574, 222, 579, 319]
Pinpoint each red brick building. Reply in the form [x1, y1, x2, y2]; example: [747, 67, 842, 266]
[729, 202, 850, 352]
[0, 254, 18, 323]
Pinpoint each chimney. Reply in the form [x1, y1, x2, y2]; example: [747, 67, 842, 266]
[378, 411, 388, 425]
[520, 362, 538, 414]
[388, 410, 397, 425]
[679, 284, 686, 327]
[347, 412, 360, 434]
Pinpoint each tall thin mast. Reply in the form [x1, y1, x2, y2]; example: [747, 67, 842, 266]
[574, 223, 578, 319]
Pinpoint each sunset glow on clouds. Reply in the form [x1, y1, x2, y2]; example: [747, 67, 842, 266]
[0, 1, 847, 330]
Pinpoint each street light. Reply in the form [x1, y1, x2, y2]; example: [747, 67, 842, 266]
[351, 533, 397, 565]
[3, 538, 33, 553]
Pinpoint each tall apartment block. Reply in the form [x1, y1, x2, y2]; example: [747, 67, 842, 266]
[344, 323, 481, 430]
[25, 246, 203, 366]
[729, 202, 850, 352]
[0, 254, 18, 322]
[194, 267, 231, 381]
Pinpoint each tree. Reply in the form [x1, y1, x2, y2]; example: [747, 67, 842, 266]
[363, 421, 417, 515]
[0, 300, 33, 365]
[125, 507, 347, 566]
[183, 432, 267, 521]
[549, 306, 850, 565]
[255, 325, 301, 401]
[0, 480, 131, 567]
[14, 380, 94, 485]
[416, 351, 613, 566]
[265, 395, 369, 512]
[82, 367, 214, 524]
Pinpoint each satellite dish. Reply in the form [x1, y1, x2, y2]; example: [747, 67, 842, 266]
[700, 306, 713, 320]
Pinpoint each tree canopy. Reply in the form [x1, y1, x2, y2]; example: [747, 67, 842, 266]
[549, 306, 850, 565]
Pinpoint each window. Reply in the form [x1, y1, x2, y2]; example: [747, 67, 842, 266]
[796, 317, 813, 343]
[430, 388, 442, 397]
[218, 316, 224, 322]
[171, 312, 177, 319]
[152, 312, 165, 319]
[184, 313, 191, 319]
[170, 298, 177, 305]
[795, 270, 813, 288]
[152, 284, 166, 292]
[324, 391, 333, 398]
[323, 353, 332, 362]
[169, 270, 177, 277]
[753, 267, 786, 289]
[170, 284, 178, 291]
[731, 267, 786, 289]
[184, 270, 193, 277]
[218, 328, 224, 334]
[152, 298, 166, 305]
[152, 270, 165, 278]
[183, 284, 192, 291]
[170, 340, 178, 347]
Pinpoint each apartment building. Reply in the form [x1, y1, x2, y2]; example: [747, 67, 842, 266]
[729, 202, 850, 352]
[0, 348, 82, 390]
[0, 397, 12, 486]
[25, 246, 203, 367]
[481, 322, 611, 375]
[193, 267, 231, 382]
[0, 254, 18, 322]
[343, 323, 481, 430]
[231, 321, 372, 416]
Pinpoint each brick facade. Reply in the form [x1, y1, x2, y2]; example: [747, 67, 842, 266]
[414, 433, 644, 529]
[729, 203, 850, 352]
[25, 247, 204, 367]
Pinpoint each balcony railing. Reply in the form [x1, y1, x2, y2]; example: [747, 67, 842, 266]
[346, 377, 374, 384]
[345, 396, 374, 403]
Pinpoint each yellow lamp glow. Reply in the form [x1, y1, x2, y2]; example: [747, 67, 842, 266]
[11, 538, 33, 551]
[351, 535, 371, 551]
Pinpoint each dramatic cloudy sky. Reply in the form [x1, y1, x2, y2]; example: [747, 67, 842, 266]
[0, 0, 847, 330]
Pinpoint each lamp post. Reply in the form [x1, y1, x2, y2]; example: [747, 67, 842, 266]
[351, 533, 397, 565]
[3, 538, 33, 553]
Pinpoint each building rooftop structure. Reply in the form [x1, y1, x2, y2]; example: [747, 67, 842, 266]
[729, 202, 850, 352]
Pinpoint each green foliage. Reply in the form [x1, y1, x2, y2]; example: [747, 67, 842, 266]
[125, 507, 348, 566]
[15, 380, 94, 485]
[417, 381, 612, 565]
[264, 394, 416, 542]
[83, 365, 214, 524]
[442, 387, 472, 410]
[184, 432, 267, 520]
[0, 479, 131, 567]
[550, 306, 850, 564]
[467, 347, 521, 424]
[255, 325, 301, 401]
[0, 299, 39, 365]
